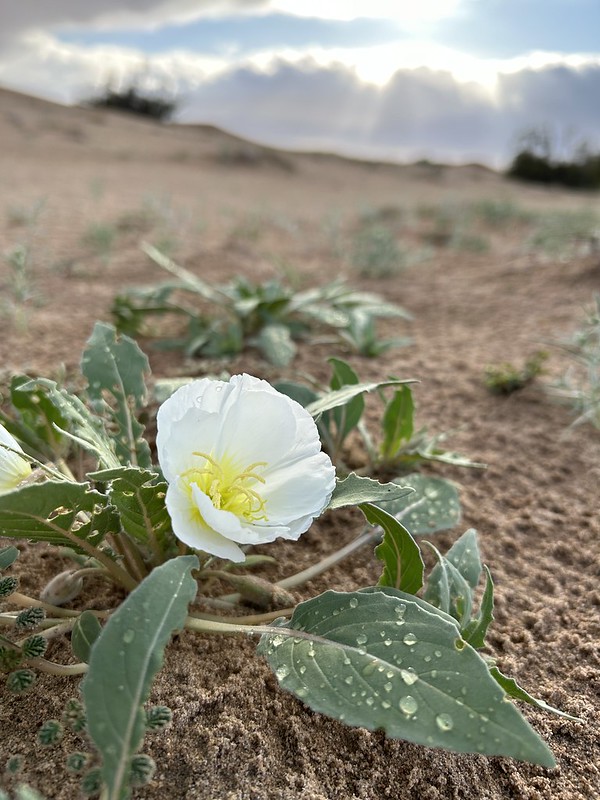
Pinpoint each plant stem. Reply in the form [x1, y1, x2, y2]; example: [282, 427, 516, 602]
[184, 615, 275, 637]
[28, 656, 88, 676]
[188, 608, 294, 625]
[277, 526, 376, 590]
[8, 592, 81, 617]
[218, 524, 376, 605]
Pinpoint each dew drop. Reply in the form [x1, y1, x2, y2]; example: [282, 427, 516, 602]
[403, 633, 417, 646]
[381, 700, 391, 709]
[395, 619, 406, 626]
[349, 598, 358, 609]
[383, 639, 392, 647]
[356, 633, 368, 645]
[399, 696, 418, 716]
[275, 665, 289, 680]
[344, 676, 354, 685]
[386, 670, 394, 679]
[271, 635, 285, 648]
[365, 697, 375, 706]
[307, 647, 316, 658]
[122, 629, 135, 644]
[362, 661, 377, 677]
[343, 656, 351, 666]
[298, 666, 306, 675]
[434, 650, 442, 658]
[384, 682, 393, 693]
[400, 668, 418, 686]
[296, 687, 308, 698]
[436, 713, 454, 731]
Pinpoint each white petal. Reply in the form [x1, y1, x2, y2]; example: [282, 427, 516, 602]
[0, 424, 24, 453]
[0, 425, 31, 493]
[165, 483, 245, 562]
[158, 407, 222, 483]
[260, 452, 336, 524]
[214, 383, 299, 467]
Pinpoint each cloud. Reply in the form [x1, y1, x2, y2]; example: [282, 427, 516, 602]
[0, 1, 268, 42]
[174, 59, 600, 165]
[3, 26, 600, 166]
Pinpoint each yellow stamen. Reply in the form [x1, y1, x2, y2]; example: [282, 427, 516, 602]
[183, 452, 269, 523]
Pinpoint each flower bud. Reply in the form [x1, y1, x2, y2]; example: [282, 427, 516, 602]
[40, 570, 84, 606]
[220, 573, 296, 610]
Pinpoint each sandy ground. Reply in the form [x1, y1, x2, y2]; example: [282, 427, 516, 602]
[0, 88, 599, 800]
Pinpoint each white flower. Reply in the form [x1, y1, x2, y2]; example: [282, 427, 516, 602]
[0, 424, 32, 494]
[157, 374, 336, 562]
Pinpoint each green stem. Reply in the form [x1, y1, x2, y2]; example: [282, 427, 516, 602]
[277, 526, 375, 589]
[184, 615, 275, 637]
[28, 656, 88, 676]
[188, 607, 294, 625]
[219, 525, 375, 604]
[8, 592, 81, 617]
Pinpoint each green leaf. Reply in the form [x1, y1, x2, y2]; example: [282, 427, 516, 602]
[366, 503, 424, 595]
[7, 375, 70, 459]
[71, 611, 102, 663]
[0, 481, 117, 549]
[259, 589, 555, 767]
[444, 528, 482, 589]
[255, 324, 297, 367]
[378, 474, 461, 535]
[424, 543, 474, 627]
[0, 545, 19, 571]
[327, 473, 413, 511]
[82, 555, 198, 800]
[380, 386, 414, 459]
[328, 358, 364, 442]
[20, 379, 119, 470]
[81, 323, 152, 469]
[489, 667, 581, 721]
[90, 467, 171, 555]
[463, 567, 494, 649]
[306, 378, 415, 419]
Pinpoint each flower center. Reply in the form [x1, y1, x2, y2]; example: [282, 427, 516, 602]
[182, 452, 268, 523]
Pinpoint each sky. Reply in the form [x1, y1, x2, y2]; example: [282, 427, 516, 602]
[1, 0, 600, 166]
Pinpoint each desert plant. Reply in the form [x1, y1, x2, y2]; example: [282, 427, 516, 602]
[484, 351, 548, 395]
[85, 82, 177, 122]
[111, 244, 411, 366]
[550, 295, 600, 428]
[0, 323, 571, 797]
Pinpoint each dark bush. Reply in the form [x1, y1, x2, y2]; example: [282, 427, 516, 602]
[508, 129, 600, 189]
[85, 84, 177, 121]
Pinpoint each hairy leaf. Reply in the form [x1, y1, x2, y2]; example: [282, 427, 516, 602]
[259, 589, 555, 767]
[20, 378, 119, 470]
[90, 467, 171, 555]
[81, 323, 151, 468]
[306, 378, 415, 419]
[378, 474, 461, 535]
[328, 473, 413, 511]
[0, 545, 19, 571]
[0, 481, 117, 549]
[83, 555, 198, 800]
[255, 324, 296, 367]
